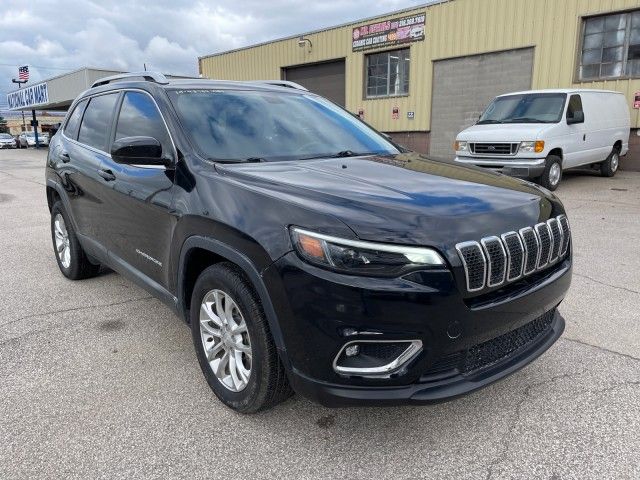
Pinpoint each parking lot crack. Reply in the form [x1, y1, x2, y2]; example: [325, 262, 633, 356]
[573, 272, 640, 296]
[0, 295, 153, 329]
[484, 371, 583, 480]
[560, 337, 640, 363]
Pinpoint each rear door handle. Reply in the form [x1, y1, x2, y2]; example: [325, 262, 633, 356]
[60, 152, 70, 163]
[98, 169, 116, 182]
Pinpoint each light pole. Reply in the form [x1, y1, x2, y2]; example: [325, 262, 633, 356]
[11, 79, 27, 133]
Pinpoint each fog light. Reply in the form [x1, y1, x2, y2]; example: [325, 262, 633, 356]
[345, 344, 360, 357]
[333, 340, 423, 376]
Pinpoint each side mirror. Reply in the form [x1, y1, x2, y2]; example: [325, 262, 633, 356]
[567, 110, 584, 125]
[111, 136, 168, 166]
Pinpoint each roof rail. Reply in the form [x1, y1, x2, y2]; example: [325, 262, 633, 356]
[91, 72, 170, 88]
[250, 80, 309, 91]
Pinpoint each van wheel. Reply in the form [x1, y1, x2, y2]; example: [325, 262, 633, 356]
[51, 201, 101, 280]
[600, 148, 619, 177]
[190, 263, 293, 413]
[538, 155, 562, 191]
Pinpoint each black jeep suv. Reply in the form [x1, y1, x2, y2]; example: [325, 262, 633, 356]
[46, 73, 572, 412]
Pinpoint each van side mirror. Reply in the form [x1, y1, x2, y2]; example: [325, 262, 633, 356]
[567, 111, 584, 125]
[111, 136, 168, 166]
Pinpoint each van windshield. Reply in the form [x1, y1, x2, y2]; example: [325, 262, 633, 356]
[167, 89, 399, 162]
[477, 93, 567, 125]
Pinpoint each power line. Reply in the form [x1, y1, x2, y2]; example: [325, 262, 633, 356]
[0, 63, 75, 71]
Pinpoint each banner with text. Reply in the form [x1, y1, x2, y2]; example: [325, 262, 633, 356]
[352, 13, 426, 52]
[7, 83, 49, 110]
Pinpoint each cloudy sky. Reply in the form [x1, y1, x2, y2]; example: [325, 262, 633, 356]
[0, 0, 426, 113]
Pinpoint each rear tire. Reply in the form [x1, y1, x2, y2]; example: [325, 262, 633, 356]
[600, 147, 619, 177]
[538, 155, 562, 191]
[190, 263, 292, 413]
[50, 201, 101, 280]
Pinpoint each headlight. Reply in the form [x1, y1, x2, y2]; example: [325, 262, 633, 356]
[290, 227, 445, 276]
[519, 141, 545, 153]
[454, 140, 469, 152]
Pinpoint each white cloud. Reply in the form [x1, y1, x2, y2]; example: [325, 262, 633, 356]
[0, 0, 426, 110]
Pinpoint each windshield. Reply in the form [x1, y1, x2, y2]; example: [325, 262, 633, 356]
[478, 93, 567, 124]
[167, 89, 399, 161]
[0, 134, 12, 139]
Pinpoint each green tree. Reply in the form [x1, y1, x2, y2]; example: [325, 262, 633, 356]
[0, 115, 8, 134]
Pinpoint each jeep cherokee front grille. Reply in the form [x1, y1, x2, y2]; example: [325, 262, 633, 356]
[456, 215, 570, 293]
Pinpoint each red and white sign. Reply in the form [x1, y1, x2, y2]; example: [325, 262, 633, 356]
[392, 106, 399, 120]
[633, 91, 640, 109]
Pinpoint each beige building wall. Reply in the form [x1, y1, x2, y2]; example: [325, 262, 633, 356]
[200, 0, 640, 133]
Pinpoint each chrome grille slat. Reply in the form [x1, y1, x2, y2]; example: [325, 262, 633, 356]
[456, 215, 571, 293]
[558, 215, 571, 255]
[519, 227, 540, 275]
[501, 232, 524, 281]
[456, 241, 486, 292]
[534, 223, 552, 269]
[547, 218, 562, 263]
[481, 236, 507, 287]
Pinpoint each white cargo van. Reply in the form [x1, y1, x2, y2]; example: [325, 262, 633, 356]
[454, 89, 630, 190]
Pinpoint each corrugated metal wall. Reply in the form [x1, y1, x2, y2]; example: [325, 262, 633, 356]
[199, 0, 640, 131]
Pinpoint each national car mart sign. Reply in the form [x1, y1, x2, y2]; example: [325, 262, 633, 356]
[7, 83, 49, 110]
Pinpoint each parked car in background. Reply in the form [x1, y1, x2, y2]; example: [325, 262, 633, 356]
[454, 89, 630, 190]
[46, 73, 572, 413]
[18, 131, 48, 148]
[0, 133, 17, 149]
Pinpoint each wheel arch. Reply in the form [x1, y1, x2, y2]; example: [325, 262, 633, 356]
[177, 236, 287, 355]
[548, 148, 563, 161]
[613, 140, 622, 152]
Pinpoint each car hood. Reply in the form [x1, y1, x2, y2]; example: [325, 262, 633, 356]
[457, 123, 556, 142]
[217, 153, 560, 250]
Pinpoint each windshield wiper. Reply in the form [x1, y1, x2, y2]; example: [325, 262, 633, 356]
[210, 157, 266, 163]
[504, 117, 545, 123]
[300, 150, 376, 160]
[476, 120, 503, 124]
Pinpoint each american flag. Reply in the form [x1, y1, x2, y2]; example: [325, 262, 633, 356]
[18, 66, 29, 81]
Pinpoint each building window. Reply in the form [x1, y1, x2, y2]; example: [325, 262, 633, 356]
[366, 48, 410, 98]
[579, 10, 640, 80]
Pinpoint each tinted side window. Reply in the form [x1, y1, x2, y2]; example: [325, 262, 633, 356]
[115, 92, 171, 157]
[78, 93, 119, 151]
[566, 94, 583, 120]
[64, 99, 87, 140]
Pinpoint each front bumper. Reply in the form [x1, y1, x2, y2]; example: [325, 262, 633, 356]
[291, 310, 565, 406]
[265, 250, 571, 407]
[0, 143, 17, 149]
[455, 156, 546, 179]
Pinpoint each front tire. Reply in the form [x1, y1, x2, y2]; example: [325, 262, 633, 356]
[538, 155, 562, 191]
[600, 148, 619, 177]
[50, 201, 101, 280]
[190, 263, 292, 413]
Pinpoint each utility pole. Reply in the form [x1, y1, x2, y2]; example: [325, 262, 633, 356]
[11, 79, 27, 133]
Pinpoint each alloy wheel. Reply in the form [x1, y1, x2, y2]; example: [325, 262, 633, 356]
[611, 153, 619, 172]
[199, 289, 252, 392]
[54, 214, 71, 268]
[549, 163, 561, 187]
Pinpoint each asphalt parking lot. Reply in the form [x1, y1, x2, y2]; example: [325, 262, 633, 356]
[0, 148, 639, 479]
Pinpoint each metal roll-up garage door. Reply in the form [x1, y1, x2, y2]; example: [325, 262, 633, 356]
[429, 48, 534, 160]
[283, 60, 346, 106]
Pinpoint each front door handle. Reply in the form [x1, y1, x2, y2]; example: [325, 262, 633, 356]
[98, 169, 116, 182]
[60, 151, 70, 163]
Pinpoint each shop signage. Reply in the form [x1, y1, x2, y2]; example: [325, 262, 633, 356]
[352, 13, 426, 52]
[392, 106, 399, 119]
[7, 83, 49, 110]
[633, 91, 640, 109]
